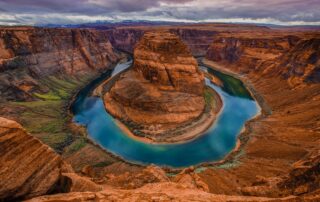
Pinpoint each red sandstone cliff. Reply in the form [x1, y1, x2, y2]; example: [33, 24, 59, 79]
[201, 30, 320, 199]
[205, 33, 320, 86]
[0, 117, 102, 201]
[133, 31, 204, 95]
[0, 27, 119, 102]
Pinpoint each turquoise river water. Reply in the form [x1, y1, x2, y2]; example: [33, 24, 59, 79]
[71, 60, 259, 168]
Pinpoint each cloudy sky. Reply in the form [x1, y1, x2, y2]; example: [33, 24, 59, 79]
[0, 0, 319, 25]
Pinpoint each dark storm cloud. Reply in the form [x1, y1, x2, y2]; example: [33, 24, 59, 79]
[0, 0, 192, 14]
[156, 0, 320, 23]
[0, 0, 319, 25]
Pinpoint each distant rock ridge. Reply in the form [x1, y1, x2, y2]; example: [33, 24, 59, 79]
[205, 34, 320, 86]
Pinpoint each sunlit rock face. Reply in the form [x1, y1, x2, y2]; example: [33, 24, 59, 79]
[104, 31, 206, 141]
[0, 117, 68, 200]
[205, 34, 320, 86]
[133, 31, 205, 95]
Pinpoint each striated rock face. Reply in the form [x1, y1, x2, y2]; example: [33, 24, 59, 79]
[105, 24, 268, 56]
[0, 117, 68, 200]
[280, 38, 320, 84]
[201, 30, 320, 198]
[205, 33, 319, 86]
[106, 28, 144, 53]
[133, 31, 204, 95]
[0, 27, 119, 102]
[104, 31, 207, 141]
[170, 28, 217, 56]
[0, 117, 104, 201]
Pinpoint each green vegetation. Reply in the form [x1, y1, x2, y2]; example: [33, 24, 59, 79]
[9, 74, 96, 153]
[215, 150, 245, 169]
[204, 88, 217, 112]
[33, 75, 91, 101]
[204, 88, 215, 107]
[208, 68, 252, 99]
[34, 91, 62, 100]
[93, 161, 111, 168]
[65, 137, 87, 154]
[13, 100, 65, 134]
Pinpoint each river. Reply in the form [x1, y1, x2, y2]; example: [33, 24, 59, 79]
[71, 60, 259, 168]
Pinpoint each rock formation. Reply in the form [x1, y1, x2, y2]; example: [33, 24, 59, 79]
[0, 117, 68, 200]
[103, 31, 215, 142]
[132, 31, 204, 95]
[0, 117, 103, 201]
[0, 27, 119, 102]
[205, 33, 320, 86]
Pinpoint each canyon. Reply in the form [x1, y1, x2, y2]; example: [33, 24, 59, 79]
[0, 24, 319, 201]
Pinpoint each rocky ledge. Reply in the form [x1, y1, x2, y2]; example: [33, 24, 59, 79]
[103, 31, 221, 143]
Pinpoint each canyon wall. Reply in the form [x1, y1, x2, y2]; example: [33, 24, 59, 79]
[105, 24, 271, 56]
[201, 30, 320, 199]
[105, 27, 217, 55]
[205, 33, 320, 86]
[0, 27, 119, 102]
[105, 28, 144, 53]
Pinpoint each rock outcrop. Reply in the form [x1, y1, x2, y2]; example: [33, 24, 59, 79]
[132, 31, 204, 95]
[0, 117, 68, 200]
[0, 117, 103, 201]
[103, 31, 212, 142]
[0, 27, 119, 102]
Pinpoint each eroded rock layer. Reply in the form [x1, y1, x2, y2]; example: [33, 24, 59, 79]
[199, 30, 320, 198]
[205, 33, 320, 86]
[0, 117, 103, 201]
[133, 31, 204, 95]
[0, 27, 119, 102]
[104, 31, 209, 142]
[0, 117, 67, 200]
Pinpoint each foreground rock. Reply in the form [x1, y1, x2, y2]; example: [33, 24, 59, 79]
[27, 183, 296, 202]
[103, 31, 219, 142]
[2, 117, 314, 202]
[0, 117, 101, 201]
[0, 117, 67, 200]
